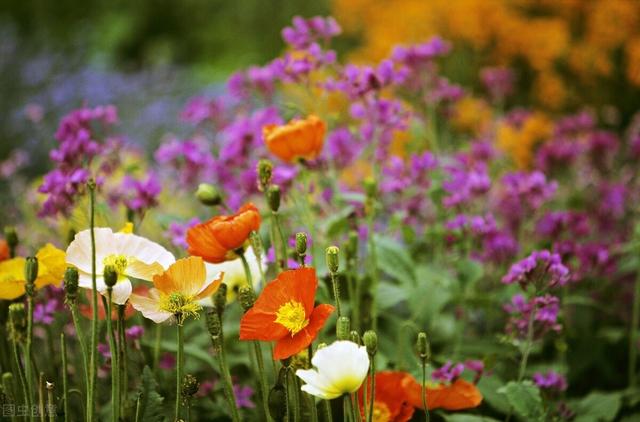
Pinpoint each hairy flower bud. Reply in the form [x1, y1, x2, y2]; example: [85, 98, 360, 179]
[4, 226, 18, 256]
[24, 257, 38, 297]
[268, 383, 287, 421]
[267, 185, 281, 212]
[363, 330, 378, 356]
[337, 316, 351, 340]
[325, 246, 340, 274]
[213, 284, 228, 316]
[196, 183, 223, 206]
[103, 265, 118, 288]
[350, 330, 361, 345]
[205, 310, 222, 339]
[181, 374, 200, 400]
[8, 303, 26, 343]
[64, 267, 79, 303]
[238, 286, 256, 312]
[417, 332, 430, 362]
[295, 232, 307, 256]
[258, 159, 273, 192]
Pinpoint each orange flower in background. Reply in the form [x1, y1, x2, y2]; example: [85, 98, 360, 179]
[402, 376, 483, 411]
[239, 267, 334, 360]
[187, 203, 261, 263]
[358, 371, 415, 422]
[263, 115, 326, 162]
[0, 240, 9, 262]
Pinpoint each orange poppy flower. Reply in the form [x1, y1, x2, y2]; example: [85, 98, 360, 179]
[402, 376, 483, 411]
[263, 115, 326, 162]
[186, 203, 261, 264]
[239, 267, 334, 360]
[358, 371, 415, 422]
[0, 240, 9, 262]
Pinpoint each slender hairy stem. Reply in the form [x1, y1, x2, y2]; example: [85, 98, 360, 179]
[273, 212, 289, 270]
[330, 272, 342, 317]
[117, 304, 128, 415]
[239, 252, 254, 288]
[288, 368, 301, 422]
[252, 342, 271, 422]
[212, 326, 240, 422]
[88, 182, 98, 422]
[39, 372, 45, 422]
[105, 292, 119, 421]
[13, 343, 29, 410]
[323, 399, 333, 422]
[353, 391, 362, 422]
[25, 296, 34, 406]
[367, 359, 376, 422]
[175, 323, 184, 421]
[153, 323, 162, 371]
[367, 217, 379, 331]
[47, 381, 55, 422]
[2, 373, 18, 422]
[517, 305, 537, 382]
[61, 334, 69, 422]
[69, 304, 89, 395]
[421, 360, 430, 422]
[343, 395, 351, 422]
[629, 272, 640, 388]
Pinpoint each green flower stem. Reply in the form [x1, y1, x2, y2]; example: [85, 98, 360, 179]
[12, 343, 29, 410]
[288, 368, 301, 422]
[273, 212, 289, 270]
[352, 393, 362, 422]
[517, 302, 537, 382]
[322, 399, 333, 422]
[211, 325, 240, 422]
[105, 292, 120, 421]
[153, 324, 163, 372]
[367, 359, 376, 422]
[117, 304, 128, 415]
[629, 271, 640, 388]
[25, 295, 34, 407]
[69, 303, 89, 395]
[88, 181, 98, 422]
[2, 373, 18, 422]
[175, 322, 184, 421]
[366, 214, 380, 331]
[61, 334, 69, 422]
[38, 372, 45, 422]
[421, 359, 430, 422]
[329, 272, 342, 317]
[47, 382, 55, 422]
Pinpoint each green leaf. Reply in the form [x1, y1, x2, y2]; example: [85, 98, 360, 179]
[456, 259, 484, 288]
[133, 366, 165, 422]
[377, 282, 409, 309]
[497, 381, 543, 421]
[442, 415, 501, 422]
[477, 376, 511, 414]
[374, 235, 416, 284]
[572, 391, 622, 422]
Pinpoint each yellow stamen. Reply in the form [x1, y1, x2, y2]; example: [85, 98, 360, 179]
[103, 254, 131, 275]
[159, 292, 202, 325]
[275, 300, 309, 336]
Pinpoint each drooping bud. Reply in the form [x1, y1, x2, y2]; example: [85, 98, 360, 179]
[181, 374, 200, 401]
[4, 226, 18, 257]
[213, 284, 228, 316]
[205, 310, 222, 339]
[363, 330, 378, 356]
[337, 316, 351, 340]
[325, 246, 340, 274]
[267, 185, 281, 212]
[345, 231, 358, 262]
[350, 330, 361, 345]
[103, 265, 118, 288]
[24, 257, 38, 297]
[295, 232, 307, 262]
[64, 267, 79, 303]
[196, 183, 223, 206]
[7, 303, 26, 343]
[257, 159, 273, 192]
[417, 332, 430, 363]
[268, 370, 287, 421]
[238, 286, 256, 312]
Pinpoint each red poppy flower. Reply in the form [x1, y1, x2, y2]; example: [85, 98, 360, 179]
[358, 371, 415, 422]
[263, 115, 326, 163]
[402, 376, 483, 411]
[239, 267, 334, 360]
[186, 203, 261, 263]
[0, 240, 9, 262]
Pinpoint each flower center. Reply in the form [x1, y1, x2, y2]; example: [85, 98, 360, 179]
[159, 292, 202, 325]
[372, 401, 392, 422]
[275, 300, 309, 336]
[103, 254, 131, 275]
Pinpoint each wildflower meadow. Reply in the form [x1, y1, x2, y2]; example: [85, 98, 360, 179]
[1, 4, 640, 422]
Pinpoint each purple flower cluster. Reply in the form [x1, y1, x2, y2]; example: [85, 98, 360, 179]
[496, 171, 557, 230]
[532, 371, 567, 392]
[442, 161, 491, 208]
[480, 66, 515, 102]
[446, 213, 518, 263]
[166, 218, 200, 249]
[502, 250, 569, 290]
[281, 16, 341, 50]
[117, 174, 162, 215]
[504, 294, 561, 338]
[155, 137, 215, 188]
[432, 361, 465, 383]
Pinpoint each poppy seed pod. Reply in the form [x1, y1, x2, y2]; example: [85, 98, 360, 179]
[238, 285, 256, 312]
[325, 246, 340, 273]
[213, 284, 228, 316]
[63, 267, 79, 302]
[181, 374, 200, 400]
[337, 316, 351, 340]
[363, 330, 378, 356]
[267, 185, 281, 212]
[417, 332, 430, 362]
[196, 183, 223, 206]
[257, 159, 273, 192]
[24, 257, 38, 297]
[103, 265, 118, 288]
[295, 232, 307, 256]
[205, 310, 222, 339]
[350, 330, 361, 345]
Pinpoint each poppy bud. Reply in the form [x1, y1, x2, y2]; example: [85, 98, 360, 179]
[196, 183, 223, 206]
[337, 316, 350, 340]
[268, 383, 287, 421]
[417, 332, 430, 362]
[205, 310, 222, 339]
[181, 374, 200, 400]
[325, 246, 339, 274]
[267, 185, 281, 212]
[350, 330, 361, 345]
[64, 267, 79, 303]
[24, 257, 38, 297]
[213, 284, 228, 316]
[8, 303, 26, 343]
[4, 226, 18, 256]
[295, 232, 307, 257]
[238, 286, 256, 312]
[345, 231, 358, 262]
[364, 177, 377, 198]
[258, 159, 273, 192]
[363, 330, 378, 356]
[103, 265, 118, 288]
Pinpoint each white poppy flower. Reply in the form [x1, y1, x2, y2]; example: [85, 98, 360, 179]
[200, 246, 265, 304]
[296, 340, 370, 400]
[66, 228, 175, 305]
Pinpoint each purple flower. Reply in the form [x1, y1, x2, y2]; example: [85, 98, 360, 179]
[432, 361, 465, 383]
[166, 218, 200, 249]
[281, 16, 341, 50]
[125, 325, 144, 341]
[442, 161, 491, 208]
[532, 371, 567, 392]
[495, 171, 557, 230]
[480, 66, 515, 102]
[33, 299, 60, 325]
[504, 294, 562, 338]
[502, 250, 570, 289]
[98, 343, 111, 360]
[159, 352, 176, 370]
[155, 137, 215, 187]
[233, 384, 255, 409]
[118, 174, 161, 214]
[181, 96, 227, 126]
